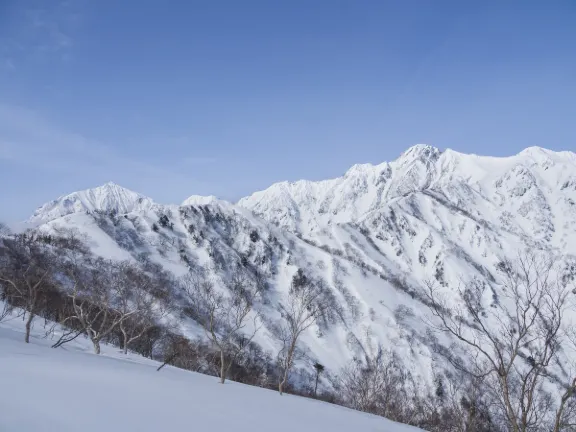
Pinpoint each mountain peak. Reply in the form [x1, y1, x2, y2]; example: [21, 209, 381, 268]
[102, 181, 122, 188]
[29, 182, 155, 223]
[399, 144, 442, 162]
[344, 162, 382, 178]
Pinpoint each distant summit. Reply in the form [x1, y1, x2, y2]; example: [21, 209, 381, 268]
[29, 182, 156, 223]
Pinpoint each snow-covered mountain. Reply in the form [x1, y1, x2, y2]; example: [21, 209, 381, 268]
[23, 145, 576, 394]
[30, 182, 156, 224]
[239, 145, 576, 252]
[239, 144, 576, 302]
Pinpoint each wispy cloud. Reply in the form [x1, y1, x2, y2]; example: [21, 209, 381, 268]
[0, 103, 178, 176]
[0, 0, 83, 68]
[26, 7, 74, 55]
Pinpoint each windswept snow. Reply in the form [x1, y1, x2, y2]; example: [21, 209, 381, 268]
[0, 313, 421, 432]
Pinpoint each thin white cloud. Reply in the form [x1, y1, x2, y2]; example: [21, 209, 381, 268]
[28, 8, 72, 48]
[0, 103, 213, 202]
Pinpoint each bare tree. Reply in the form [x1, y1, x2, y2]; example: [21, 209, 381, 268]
[116, 262, 173, 354]
[0, 258, 18, 323]
[429, 373, 497, 432]
[338, 325, 410, 418]
[65, 258, 139, 354]
[0, 234, 53, 343]
[49, 301, 87, 349]
[181, 269, 262, 384]
[0, 290, 20, 323]
[276, 269, 329, 395]
[156, 334, 190, 372]
[424, 252, 571, 432]
[0, 222, 11, 236]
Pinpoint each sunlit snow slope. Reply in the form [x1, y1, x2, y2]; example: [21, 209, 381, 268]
[0, 314, 421, 432]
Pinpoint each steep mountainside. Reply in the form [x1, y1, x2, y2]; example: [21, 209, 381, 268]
[24, 145, 576, 394]
[239, 145, 576, 252]
[239, 145, 576, 302]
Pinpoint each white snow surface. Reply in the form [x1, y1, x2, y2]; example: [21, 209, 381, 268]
[0, 310, 421, 432]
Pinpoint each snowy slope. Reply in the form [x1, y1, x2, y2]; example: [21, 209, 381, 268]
[21, 145, 576, 397]
[239, 144, 576, 313]
[0, 311, 421, 432]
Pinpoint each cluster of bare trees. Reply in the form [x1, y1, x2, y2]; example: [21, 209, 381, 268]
[424, 252, 576, 431]
[178, 266, 333, 392]
[0, 230, 332, 398]
[61, 258, 173, 354]
[336, 332, 495, 431]
[0, 234, 55, 343]
[0, 232, 174, 356]
[180, 270, 263, 383]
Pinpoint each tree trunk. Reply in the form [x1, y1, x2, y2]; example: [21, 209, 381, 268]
[157, 352, 178, 372]
[314, 371, 320, 398]
[92, 339, 101, 355]
[279, 365, 290, 395]
[279, 340, 296, 395]
[24, 311, 35, 343]
[554, 381, 576, 432]
[120, 324, 130, 355]
[466, 401, 477, 432]
[219, 349, 226, 384]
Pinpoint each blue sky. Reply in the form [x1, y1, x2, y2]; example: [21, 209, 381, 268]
[0, 1, 575, 221]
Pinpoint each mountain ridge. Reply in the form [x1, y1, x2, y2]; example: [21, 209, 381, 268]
[238, 144, 576, 249]
[21, 144, 576, 400]
[27, 145, 576, 227]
